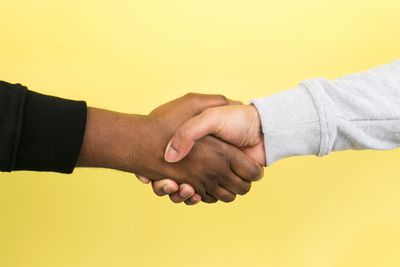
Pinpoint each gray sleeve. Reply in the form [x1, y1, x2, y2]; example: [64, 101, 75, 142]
[251, 60, 400, 166]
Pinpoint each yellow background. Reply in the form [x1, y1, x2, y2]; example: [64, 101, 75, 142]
[1, 0, 400, 266]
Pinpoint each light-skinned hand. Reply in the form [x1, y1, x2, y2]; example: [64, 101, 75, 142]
[138, 104, 265, 205]
[132, 95, 263, 203]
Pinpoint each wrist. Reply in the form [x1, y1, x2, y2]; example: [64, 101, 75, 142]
[247, 104, 263, 140]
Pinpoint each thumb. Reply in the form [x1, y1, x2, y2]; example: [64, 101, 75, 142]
[164, 109, 219, 162]
[136, 175, 151, 184]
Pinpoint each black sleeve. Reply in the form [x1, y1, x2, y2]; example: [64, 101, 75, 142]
[0, 81, 87, 173]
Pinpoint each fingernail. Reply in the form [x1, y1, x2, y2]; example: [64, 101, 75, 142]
[186, 199, 196, 205]
[193, 194, 201, 202]
[164, 141, 179, 162]
[186, 195, 201, 205]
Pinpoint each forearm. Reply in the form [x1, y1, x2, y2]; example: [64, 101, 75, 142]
[76, 107, 146, 173]
[0, 81, 146, 174]
[253, 60, 400, 165]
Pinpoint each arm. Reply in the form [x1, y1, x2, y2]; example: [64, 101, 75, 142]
[79, 95, 263, 203]
[252, 60, 400, 164]
[0, 82, 262, 203]
[155, 60, 400, 204]
[0, 81, 86, 173]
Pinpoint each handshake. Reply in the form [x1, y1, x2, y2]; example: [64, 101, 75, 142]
[71, 61, 400, 204]
[77, 93, 266, 205]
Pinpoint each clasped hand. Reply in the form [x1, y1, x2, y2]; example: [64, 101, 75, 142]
[136, 93, 266, 205]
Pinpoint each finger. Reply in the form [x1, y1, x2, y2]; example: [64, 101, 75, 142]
[178, 183, 196, 199]
[229, 149, 264, 182]
[152, 179, 179, 196]
[182, 93, 242, 114]
[201, 194, 218, 204]
[168, 184, 196, 203]
[219, 173, 252, 196]
[187, 179, 208, 203]
[210, 186, 236, 203]
[184, 194, 202, 205]
[165, 109, 220, 163]
[136, 175, 151, 184]
[169, 192, 184, 203]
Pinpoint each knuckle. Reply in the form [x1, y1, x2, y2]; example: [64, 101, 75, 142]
[204, 169, 220, 181]
[248, 165, 262, 181]
[184, 92, 196, 99]
[183, 92, 201, 104]
[215, 94, 229, 105]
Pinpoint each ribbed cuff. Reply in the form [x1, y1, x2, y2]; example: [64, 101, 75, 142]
[14, 90, 87, 173]
[251, 85, 322, 166]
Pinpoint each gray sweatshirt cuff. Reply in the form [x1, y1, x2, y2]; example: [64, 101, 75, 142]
[251, 85, 322, 166]
[252, 61, 400, 166]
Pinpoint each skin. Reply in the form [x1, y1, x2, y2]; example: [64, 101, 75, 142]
[77, 94, 263, 203]
[138, 104, 266, 205]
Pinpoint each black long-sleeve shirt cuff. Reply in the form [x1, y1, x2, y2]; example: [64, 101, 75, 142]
[0, 81, 87, 173]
